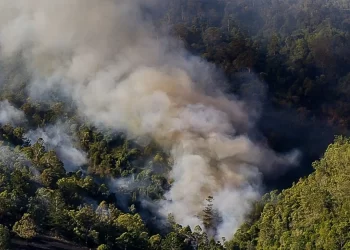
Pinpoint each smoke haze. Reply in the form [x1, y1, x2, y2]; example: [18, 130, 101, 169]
[0, 144, 29, 169]
[0, 100, 25, 126]
[0, 0, 300, 239]
[24, 123, 87, 172]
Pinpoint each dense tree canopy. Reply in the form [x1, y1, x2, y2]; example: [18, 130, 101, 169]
[0, 0, 349, 249]
[228, 136, 350, 249]
[160, 0, 350, 129]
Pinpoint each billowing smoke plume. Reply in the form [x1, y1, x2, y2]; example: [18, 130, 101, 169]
[24, 123, 87, 172]
[0, 0, 299, 239]
[0, 100, 25, 126]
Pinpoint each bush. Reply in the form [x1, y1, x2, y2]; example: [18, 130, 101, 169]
[0, 224, 10, 250]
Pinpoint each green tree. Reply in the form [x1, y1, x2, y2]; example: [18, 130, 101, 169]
[229, 136, 350, 249]
[0, 224, 10, 250]
[116, 213, 147, 235]
[161, 232, 188, 250]
[149, 234, 162, 250]
[13, 213, 37, 240]
[203, 27, 222, 46]
[267, 33, 280, 56]
[69, 205, 99, 246]
[97, 244, 110, 250]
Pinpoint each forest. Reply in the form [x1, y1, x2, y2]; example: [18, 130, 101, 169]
[0, 0, 349, 249]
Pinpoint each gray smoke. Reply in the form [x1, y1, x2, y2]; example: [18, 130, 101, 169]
[0, 143, 39, 177]
[24, 123, 87, 172]
[0, 0, 299, 239]
[0, 100, 25, 126]
[0, 143, 28, 168]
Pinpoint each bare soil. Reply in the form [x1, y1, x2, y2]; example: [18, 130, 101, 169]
[11, 235, 91, 250]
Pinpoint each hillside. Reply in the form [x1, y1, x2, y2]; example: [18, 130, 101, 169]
[0, 0, 349, 249]
[229, 136, 350, 249]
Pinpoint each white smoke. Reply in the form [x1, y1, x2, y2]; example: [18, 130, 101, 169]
[0, 143, 39, 177]
[24, 123, 87, 172]
[0, 0, 300, 239]
[0, 100, 25, 126]
[0, 144, 29, 168]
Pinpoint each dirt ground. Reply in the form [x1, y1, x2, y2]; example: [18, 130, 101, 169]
[11, 235, 91, 250]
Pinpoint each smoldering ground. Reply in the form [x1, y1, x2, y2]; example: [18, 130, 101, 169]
[0, 0, 300, 240]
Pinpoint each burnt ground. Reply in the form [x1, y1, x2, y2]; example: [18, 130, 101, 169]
[11, 235, 90, 250]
